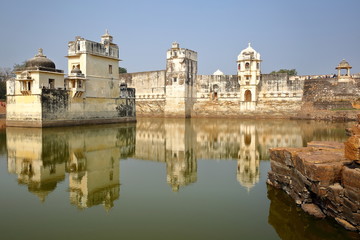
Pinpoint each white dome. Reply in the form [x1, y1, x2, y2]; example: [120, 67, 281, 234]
[237, 43, 261, 61]
[213, 69, 224, 75]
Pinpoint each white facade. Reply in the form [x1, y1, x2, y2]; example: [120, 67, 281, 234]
[237, 43, 262, 111]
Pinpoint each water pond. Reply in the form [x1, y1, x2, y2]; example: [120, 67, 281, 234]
[0, 118, 358, 239]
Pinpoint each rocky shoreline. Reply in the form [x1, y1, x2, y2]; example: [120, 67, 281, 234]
[267, 117, 360, 233]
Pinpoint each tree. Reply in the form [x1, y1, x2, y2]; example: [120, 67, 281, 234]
[270, 69, 297, 76]
[0, 61, 26, 100]
[119, 67, 127, 74]
[0, 67, 12, 100]
[13, 61, 26, 71]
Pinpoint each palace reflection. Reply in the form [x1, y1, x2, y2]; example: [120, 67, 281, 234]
[134, 118, 305, 191]
[7, 124, 135, 210]
[6, 118, 350, 209]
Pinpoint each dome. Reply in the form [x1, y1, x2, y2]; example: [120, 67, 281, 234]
[25, 48, 56, 70]
[336, 59, 352, 69]
[238, 43, 261, 61]
[213, 69, 224, 75]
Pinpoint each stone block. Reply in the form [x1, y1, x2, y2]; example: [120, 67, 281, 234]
[270, 160, 292, 176]
[343, 197, 359, 213]
[267, 171, 281, 189]
[345, 135, 360, 160]
[295, 151, 349, 185]
[342, 163, 360, 191]
[344, 187, 360, 205]
[309, 182, 328, 198]
[335, 217, 357, 231]
[269, 147, 312, 168]
[293, 169, 312, 187]
[307, 141, 344, 151]
[323, 199, 342, 216]
[342, 205, 360, 227]
[301, 203, 326, 218]
[327, 183, 344, 206]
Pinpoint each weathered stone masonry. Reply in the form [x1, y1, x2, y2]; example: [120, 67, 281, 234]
[120, 43, 306, 118]
[120, 43, 359, 119]
[267, 119, 360, 232]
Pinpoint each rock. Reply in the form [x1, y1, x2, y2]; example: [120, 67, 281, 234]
[345, 135, 360, 160]
[335, 218, 357, 231]
[301, 203, 326, 218]
[344, 187, 360, 205]
[267, 137, 360, 232]
[342, 163, 360, 191]
[269, 147, 312, 167]
[327, 183, 344, 205]
[307, 141, 344, 150]
[295, 151, 349, 185]
[343, 197, 359, 212]
[270, 160, 292, 176]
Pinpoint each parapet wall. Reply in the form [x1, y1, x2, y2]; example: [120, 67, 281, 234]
[119, 70, 360, 119]
[7, 88, 136, 127]
[120, 71, 166, 117]
[294, 78, 360, 121]
[303, 78, 360, 107]
[258, 73, 303, 101]
[196, 75, 239, 94]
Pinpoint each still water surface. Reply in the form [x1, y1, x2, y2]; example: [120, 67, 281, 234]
[0, 118, 358, 239]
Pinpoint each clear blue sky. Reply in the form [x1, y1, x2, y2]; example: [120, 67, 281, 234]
[1, 0, 359, 75]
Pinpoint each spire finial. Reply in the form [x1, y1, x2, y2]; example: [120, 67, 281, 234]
[248, 42, 251, 47]
[35, 48, 45, 57]
[105, 29, 109, 35]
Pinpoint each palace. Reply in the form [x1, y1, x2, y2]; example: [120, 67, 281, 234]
[120, 41, 360, 119]
[6, 31, 360, 126]
[6, 31, 136, 127]
[120, 42, 304, 118]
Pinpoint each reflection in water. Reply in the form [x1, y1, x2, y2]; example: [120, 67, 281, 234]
[7, 124, 135, 209]
[7, 128, 66, 202]
[267, 185, 359, 240]
[6, 119, 351, 207]
[237, 124, 259, 190]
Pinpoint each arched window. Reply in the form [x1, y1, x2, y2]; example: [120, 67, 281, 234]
[244, 134, 251, 146]
[238, 64, 241, 70]
[244, 90, 252, 102]
[213, 84, 219, 93]
[245, 62, 250, 69]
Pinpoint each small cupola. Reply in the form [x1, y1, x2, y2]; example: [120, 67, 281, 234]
[25, 48, 56, 70]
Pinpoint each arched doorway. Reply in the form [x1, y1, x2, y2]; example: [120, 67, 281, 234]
[244, 90, 252, 102]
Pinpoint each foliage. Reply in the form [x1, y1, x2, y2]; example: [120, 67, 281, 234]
[0, 67, 13, 100]
[0, 61, 26, 100]
[270, 69, 297, 76]
[13, 61, 26, 71]
[119, 67, 127, 74]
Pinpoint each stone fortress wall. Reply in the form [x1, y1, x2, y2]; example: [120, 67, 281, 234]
[120, 42, 359, 119]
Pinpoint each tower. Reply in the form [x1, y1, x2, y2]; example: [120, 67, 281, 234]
[165, 42, 197, 118]
[237, 43, 261, 111]
[66, 30, 120, 98]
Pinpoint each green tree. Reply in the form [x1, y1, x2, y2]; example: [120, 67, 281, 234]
[270, 69, 297, 76]
[119, 67, 127, 74]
